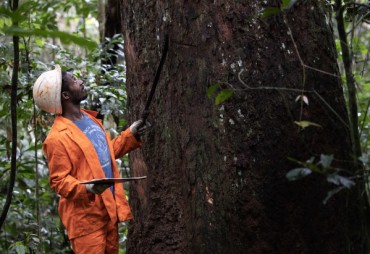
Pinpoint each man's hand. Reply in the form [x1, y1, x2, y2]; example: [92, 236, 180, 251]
[130, 119, 148, 139]
[86, 183, 112, 195]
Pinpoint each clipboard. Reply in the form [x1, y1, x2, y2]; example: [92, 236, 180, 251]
[80, 176, 147, 185]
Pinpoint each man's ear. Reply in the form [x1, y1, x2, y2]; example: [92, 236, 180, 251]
[61, 91, 70, 101]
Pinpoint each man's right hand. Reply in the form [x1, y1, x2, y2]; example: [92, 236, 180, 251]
[86, 183, 112, 194]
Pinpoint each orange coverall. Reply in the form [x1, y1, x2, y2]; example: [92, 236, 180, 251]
[42, 109, 141, 245]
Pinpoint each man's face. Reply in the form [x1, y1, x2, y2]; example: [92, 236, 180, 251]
[63, 72, 88, 104]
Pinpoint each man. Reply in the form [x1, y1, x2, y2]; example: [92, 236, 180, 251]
[33, 65, 146, 253]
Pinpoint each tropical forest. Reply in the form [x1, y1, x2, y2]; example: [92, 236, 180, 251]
[1, 0, 370, 253]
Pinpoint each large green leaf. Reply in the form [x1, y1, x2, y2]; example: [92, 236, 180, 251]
[2, 27, 97, 50]
[9, 242, 28, 254]
[215, 89, 233, 105]
[327, 174, 355, 189]
[207, 83, 220, 99]
[319, 154, 334, 169]
[294, 121, 321, 129]
[282, 0, 298, 9]
[323, 186, 345, 205]
[286, 167, 312, 181]
[261, 7, 282, 19]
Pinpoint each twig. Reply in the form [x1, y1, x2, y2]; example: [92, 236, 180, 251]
[313, 89, 349, 130]
[237, 69, 309, 93]
[359, 98, 370, 138]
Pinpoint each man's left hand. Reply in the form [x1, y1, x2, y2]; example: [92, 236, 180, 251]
[130, 119, 148, 139]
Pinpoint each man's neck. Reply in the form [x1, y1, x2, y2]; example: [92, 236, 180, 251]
[62, 106, 83, 121]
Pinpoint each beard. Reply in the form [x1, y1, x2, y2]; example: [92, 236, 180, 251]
[71, 92, 88, 105]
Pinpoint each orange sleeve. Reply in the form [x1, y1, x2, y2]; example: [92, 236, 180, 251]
[110, 128, 142, 158]
[43, 136, 90, 201]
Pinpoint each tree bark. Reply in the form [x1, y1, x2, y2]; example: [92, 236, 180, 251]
[120, 1, 367, 253]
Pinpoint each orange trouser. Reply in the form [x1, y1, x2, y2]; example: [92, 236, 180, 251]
[70, 219, 118, 254]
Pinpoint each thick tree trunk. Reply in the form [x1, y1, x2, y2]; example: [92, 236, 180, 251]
[120, 1, 367, 253]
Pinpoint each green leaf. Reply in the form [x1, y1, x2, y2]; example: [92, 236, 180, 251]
[286, 167, 312, 181]
[0, 7, 12, 19]
[358, 154, 368, 165]
[282, 0, 298, 9]
[323, 186, 345, 205]
[2, 27, 97, 50]
[288, 157, 322, 173]
[260, 0, 298, 18]
[319, 154, 334, 168]
[261, 7, 282, 19]
[207, 83, 220, 99]
[215, 89, 233, 105]
[294, 121, 321, 129]
[9, 241, 27, 254]
[15, 245, 27, 254]
[327, 174, 355, 188]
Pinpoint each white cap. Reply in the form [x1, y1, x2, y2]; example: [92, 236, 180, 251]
[33, 65, 62, 114]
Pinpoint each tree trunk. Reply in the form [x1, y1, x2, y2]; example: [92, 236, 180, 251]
[120, 1, 367, 253]
[104, 0, 121, 66]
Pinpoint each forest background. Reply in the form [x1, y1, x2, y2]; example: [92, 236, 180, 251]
[0, 0, 129, 253]
[1, 0, 370, 253]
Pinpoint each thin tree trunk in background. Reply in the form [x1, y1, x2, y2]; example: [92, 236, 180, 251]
[120, 1, 368, 253]
[105, 0, 120, 39]
[33, 102, 40, 242]
[104, 0, 121, 66]
[335, 0, 370, 250]
[23, 35, 42, 243]
[0, 0, 19, 230]
[98, 0, 106, 42]
[335, 0, 361, 163]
